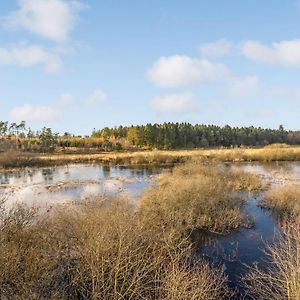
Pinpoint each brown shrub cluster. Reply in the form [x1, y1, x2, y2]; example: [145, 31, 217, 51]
[139, 159, 261, 235]
[0, 195, 232, 299]
[244, 222, 300, 300]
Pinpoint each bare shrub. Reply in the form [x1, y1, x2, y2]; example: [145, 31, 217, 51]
[244, 221, 300, 300]
[0, 197, 231, 299]
[139, 159, 261, 235]
[263, 185, 300, 220]
[160, 260, 231, 300]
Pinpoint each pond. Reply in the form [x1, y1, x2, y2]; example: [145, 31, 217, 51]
[195, 193, 278, 299]
[0, 164, 166, 208]
[1, 161, 300, 299]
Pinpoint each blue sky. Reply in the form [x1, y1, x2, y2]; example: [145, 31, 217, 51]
[0, 0, 300, 135]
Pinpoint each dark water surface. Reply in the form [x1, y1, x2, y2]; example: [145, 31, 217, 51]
[196, 194, 279, 298]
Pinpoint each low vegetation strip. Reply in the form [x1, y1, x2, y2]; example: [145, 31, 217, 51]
[1, 146, 300, 170]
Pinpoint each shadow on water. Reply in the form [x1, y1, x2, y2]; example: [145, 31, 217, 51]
[194, 193, 279, 299]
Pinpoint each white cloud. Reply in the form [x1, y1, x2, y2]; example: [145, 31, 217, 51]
[86, 88, 107, 105]
[200, 39, 232, 57]
[147, 55, 231, 88]
[8, 87, 108, 123]
[54, 93, 74, 107]
[240, 39, 300, 67]
[151, 92, 197, 114]
[5, 0, 86, 42]
[264, 86, 300, 100]
[9, 104, 60, 122]
[229, 76, 259, 98]
[0, 44, 62, 73]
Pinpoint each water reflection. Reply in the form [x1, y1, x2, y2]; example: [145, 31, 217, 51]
[195, 194, 279, 298]
[0, 164, 164, 207]
[102, 165, 111, 178]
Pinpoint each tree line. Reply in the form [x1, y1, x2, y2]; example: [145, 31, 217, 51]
[0, 121, 58, 152]
[1, 120, 300, 152]
[92, 123, 300, 149]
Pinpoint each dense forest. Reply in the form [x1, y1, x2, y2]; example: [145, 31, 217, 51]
[92, 123, 300, 150]
[1, 120, 300, 152]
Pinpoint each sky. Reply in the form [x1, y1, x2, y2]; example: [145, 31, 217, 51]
[0, 0, 300, 135]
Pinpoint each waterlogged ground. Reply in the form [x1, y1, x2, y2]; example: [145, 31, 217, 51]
[1, 162, 300, 298]
[237, 161, 300, 185]
[0, 164, 165, 208]
[197, 162, 300, 298]
[2, 162, 300, 206]
[196, 194, 278, 298]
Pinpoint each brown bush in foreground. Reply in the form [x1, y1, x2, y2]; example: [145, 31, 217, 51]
[0, 159, 264, 299]
[244, 222, 300, 300]
[245, 184, 300, 299]
[0, 196, 231, 299]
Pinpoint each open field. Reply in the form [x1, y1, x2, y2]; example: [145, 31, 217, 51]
[1, 145, 300, 170]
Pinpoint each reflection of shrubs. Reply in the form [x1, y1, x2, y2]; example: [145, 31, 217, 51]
[0, 198, 231, 299]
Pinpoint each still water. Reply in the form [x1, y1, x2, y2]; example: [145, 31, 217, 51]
[0, 164, 165, 207]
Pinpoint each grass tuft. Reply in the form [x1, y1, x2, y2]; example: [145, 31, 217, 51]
[139, 159, 261, 235]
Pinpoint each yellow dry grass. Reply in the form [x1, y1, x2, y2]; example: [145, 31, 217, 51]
[1, 145, 300, 170]
[263, 185, 300, 221]
[37, 146, 300, 164]
[139, 159, 262, 235]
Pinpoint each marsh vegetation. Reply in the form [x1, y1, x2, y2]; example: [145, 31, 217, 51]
[1, 158, 300, 299]
[2, 146, 300, 171]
